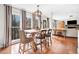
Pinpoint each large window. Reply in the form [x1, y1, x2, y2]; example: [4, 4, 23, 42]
[26, 12, 32, 29]
[11, 15, 20, 40]
[27, 17, 31, 29]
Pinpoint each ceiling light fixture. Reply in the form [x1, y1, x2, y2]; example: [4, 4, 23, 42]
[33, 5, 42, 16]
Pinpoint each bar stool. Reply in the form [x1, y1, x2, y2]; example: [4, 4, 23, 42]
[19, 30, 36, 54]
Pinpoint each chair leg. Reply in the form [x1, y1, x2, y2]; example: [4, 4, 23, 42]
[23, 44, 25, 54]
[45, 39, 47, 48]
[18, 43, 21, 54]
[40, 39, 42, 52]
[31, 41, 36, 52]
[27, 43, 29, 49]
[41, 44, 42, 53]
[50, 37, 52, 46]
[48, 37, 49, 47]
[44, 38, 47, 48]
[34, 38, 37, 50]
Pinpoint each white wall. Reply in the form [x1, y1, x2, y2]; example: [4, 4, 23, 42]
[0, 5, 5, 48]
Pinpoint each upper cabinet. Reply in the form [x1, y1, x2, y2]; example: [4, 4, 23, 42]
[57, 21, 65, 29]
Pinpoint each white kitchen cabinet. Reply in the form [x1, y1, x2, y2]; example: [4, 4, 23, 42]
[66, 29, 77, 37]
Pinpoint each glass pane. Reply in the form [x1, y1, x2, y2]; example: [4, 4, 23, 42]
[12, 15, 20, 27]
[26, 12, 32, 29]
[27, 17, 31, 29]
[11, 28, 19, 40]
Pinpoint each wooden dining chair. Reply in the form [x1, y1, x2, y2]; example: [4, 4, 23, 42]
[45, 29, 52, 46]
[19, 30, 36, 54]
[35, 30, 48, 52]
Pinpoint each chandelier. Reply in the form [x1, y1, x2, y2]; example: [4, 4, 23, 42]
[33, 5, 42, 16]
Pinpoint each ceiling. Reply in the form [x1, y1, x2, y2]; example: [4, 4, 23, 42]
[11, 4, 79, 20]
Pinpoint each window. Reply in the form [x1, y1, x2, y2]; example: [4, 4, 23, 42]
[26, 12, 32, 29]
[43, 20, 46, 29]
[27, 17, 31, 29]
[11, 15, 20, 40]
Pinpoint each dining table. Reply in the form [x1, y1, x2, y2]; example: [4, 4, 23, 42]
[24, 29, 48, 52]
[24, 29, 39, 33]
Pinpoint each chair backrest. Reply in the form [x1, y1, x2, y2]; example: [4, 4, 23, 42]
[36, 30, 46, 39]
[46, 29, 52, 34]
[41, 30, 46, 34]
[41, 30, 46, 38]
[19, 30, 27, 43]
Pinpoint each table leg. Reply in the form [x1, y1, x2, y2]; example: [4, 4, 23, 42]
[64, 31, 66, 40]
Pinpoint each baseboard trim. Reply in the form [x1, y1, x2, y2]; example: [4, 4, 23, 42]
[53, 34, 77, 39]
[66, 36, 77, 39]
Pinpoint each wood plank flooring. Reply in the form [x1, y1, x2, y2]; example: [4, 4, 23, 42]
[0, 36, 77, 54]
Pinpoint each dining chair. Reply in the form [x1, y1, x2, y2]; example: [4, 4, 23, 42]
[19, 30, 36, 54]
[35, 30, 48, 52]
[45, 29, 52, 46]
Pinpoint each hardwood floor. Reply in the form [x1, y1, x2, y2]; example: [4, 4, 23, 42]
[0, 36, 77, 54]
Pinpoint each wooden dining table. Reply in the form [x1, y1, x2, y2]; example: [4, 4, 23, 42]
[24, 29, 38, 33]
[24, 29, 48, 52]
